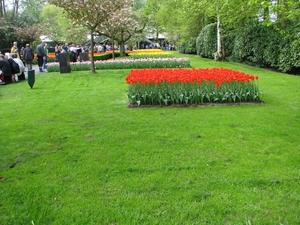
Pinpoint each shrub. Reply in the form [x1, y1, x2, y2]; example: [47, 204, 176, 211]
[196, 23, 217, 59]
[178, 37, 197, 54]
[93, 53, 116, 61]
[229, 21, 282, 68]
[223, 31, 236, 59]
[278, 39, 300, 73]
[275, 23, 300, 74]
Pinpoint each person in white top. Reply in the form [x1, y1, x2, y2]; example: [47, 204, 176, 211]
[11, 53, 25, 81]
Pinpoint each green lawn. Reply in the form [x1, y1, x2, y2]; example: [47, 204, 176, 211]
[1, 53, 300, 225]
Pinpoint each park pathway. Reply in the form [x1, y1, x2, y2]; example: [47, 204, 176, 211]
[31, 65, 41, 74]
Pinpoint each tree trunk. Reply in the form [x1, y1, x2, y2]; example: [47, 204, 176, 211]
[216, 12, 223, 60]
[155, 23, 159, 42]
[112, 37, 115, 60]
[119, 41, 125, 57]
[90, 31, 96, 74]
[119, 31, 126, 57]
[280, 0, 290, 27]
[13, 0, 19, 15]
[0, 0, 6, 17]
[263, 6, 269, 21]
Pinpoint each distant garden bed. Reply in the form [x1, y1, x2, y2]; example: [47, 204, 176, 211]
[126, 68, 262, 107]
[47, 57, 191, 72]
[128, 49, 172, 58]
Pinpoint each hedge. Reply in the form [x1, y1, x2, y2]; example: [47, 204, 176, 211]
[196, 23, 217, 59]
[188, 21, 300, 74]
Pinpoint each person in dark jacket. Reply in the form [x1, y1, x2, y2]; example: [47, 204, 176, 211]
[0, 54, 12, 84]
[5, 53, 18, 82]
[23, 43, 34, 70]
[35, 41, 46, 72]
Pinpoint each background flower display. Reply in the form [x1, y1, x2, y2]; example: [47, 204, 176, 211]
[47, 57, 191, 72]
[126, 68, 261, 106]
[128, 50, 172, 58]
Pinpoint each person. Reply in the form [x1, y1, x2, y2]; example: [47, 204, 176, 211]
[76, 45, 82, 60]
[0, 54, 12, 85]
[54, 44, 61, 62]
[5, 53, 19, 82]
[10, 41, 20, 58]
[64, 43, 69, 52]
[36, 41, 46, 72]
[12, 53, 26, 81]
[20, 47, 24, 58]
[23, 44, 34, 70]
[23, 43, 34, 70]
[43, 43, 48, 72]
[69, 44, 79, 62]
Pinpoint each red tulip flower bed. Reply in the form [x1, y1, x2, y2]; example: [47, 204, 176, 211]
[126, 68, 261, 106]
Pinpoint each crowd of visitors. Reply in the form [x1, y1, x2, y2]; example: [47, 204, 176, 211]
[0, 52, 26, 85]
[0, 40, 177, 85]
[54, 43, 90, 63]
[0, 41, 33, 85]
[0, 41, 90, 85]
[53, 43, 123, 63]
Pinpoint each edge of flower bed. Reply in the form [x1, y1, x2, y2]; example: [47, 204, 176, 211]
[127, 101, 265, 108]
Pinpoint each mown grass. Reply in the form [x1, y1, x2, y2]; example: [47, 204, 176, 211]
[0, 53, 300, 225]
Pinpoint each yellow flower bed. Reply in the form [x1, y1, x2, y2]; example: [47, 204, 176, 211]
[136, 49, 163, 51]
[130, 49, 164, 53]
[128, 49, 172, 57]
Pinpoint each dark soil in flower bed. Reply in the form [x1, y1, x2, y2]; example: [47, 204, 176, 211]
[127, 101, 265, 108]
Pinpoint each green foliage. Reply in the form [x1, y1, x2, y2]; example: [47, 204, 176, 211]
[274, 22, 300, 73]
[0, 0, 45, 49]
[196, 23, 217, 59]
[278, 39, 300, 73]
[94, 52, 120, 61]
[178, 37, 197, 54]
[206, 21, 300, 74]
[229, 21, 300, 74]
[154, 0, 207, 43]
[261, 28, 283, 68]
[42, 4, 89, 44]
[229, 21, 282, 68]
[158, 0, 300, 75]
[223, 31, 236, 58]
[0, 27, 15, 50]
[20, 0, 44, 24]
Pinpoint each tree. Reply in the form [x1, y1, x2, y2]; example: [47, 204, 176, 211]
[144, 0, 163, 42]
[150, 0, 208, 45]
[97, 0, 147, 56]
[0, 0, 7, 17]
[47, 0, 119, 74]
[42, 4, 88, 44]
[17, 0, 45, 24]
[13, 0, 20, 15]
[155, 0, 258, 60]
[14, 24, 44, 45]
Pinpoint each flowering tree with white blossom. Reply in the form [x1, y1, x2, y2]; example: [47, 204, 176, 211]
[14, 24, 45, 45]
[97, 0, 147, 56]
[47, 0, 117, 73]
